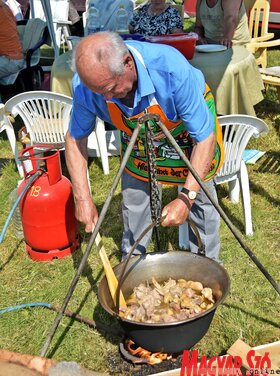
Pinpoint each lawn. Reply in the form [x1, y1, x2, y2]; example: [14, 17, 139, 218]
[0, 53, 279, 375]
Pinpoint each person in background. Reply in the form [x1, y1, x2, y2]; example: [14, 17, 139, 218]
[194, 0, 250, 48]
[4, 0, 23, 20]
[0, 0, 24, 89]
[69, 0, 81, 26]
[128, 0, 183, 36]
[68, 0, 84, 37]
[65, 32, 224, 263]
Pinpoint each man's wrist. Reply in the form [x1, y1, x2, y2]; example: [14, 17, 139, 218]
[74, 194, 92, 202]
[180, 187, 198, 201]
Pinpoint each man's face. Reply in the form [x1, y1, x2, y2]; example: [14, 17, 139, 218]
[83, 54, 136, 101]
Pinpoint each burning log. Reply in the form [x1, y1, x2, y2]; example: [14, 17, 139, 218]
[120, 339, 177, 365]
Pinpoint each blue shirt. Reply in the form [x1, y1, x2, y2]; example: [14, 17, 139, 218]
[70, 40, 214, 142]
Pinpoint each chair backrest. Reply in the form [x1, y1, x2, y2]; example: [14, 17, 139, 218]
[248, 0, 270, 39]
[216, 114, 269, 180]
[0, 19, 47, 87]
[20, 18, 48, 67]
[245, 0, 276, 68]
[4, 91, 73, 146]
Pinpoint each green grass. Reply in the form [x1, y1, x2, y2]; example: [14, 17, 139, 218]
[0, 53, 279, 375]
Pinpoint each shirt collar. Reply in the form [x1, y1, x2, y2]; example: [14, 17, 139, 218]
[126, 42, 156, 104]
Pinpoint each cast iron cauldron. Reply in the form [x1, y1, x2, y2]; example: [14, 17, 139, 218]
[98, 251, 230, 353]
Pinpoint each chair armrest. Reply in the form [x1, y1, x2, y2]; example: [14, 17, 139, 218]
[25, 26, 49, 67]
[55, 19, 73, 25]
[54, 19, 73, 25]
[247, 39, 280, 50]
[250, 33, 275, 43]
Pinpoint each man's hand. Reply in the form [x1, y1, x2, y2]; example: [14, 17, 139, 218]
[161, 131, 216, 228]
[197, 36, 208, 45]
[161, 195, 192, 227]
[75, 196, 99, 233]
[219, 38, 232, 48]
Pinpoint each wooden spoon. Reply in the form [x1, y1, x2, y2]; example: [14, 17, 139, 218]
[95, 232, 127, 309]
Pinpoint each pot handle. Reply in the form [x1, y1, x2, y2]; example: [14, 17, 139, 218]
[187, 218, 205, 256]
[115, 220, 158, 313]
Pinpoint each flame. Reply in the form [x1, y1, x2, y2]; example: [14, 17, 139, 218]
[126, 340, 175, 365]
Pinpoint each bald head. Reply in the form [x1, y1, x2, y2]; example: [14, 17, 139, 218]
[73, 32, 137, 100]
[74, 32, 129, 87]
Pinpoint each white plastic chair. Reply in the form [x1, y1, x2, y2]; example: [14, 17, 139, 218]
[3, 91, 109, 175]
[178, 114, 269, 249]
[0, 104, 23, 177]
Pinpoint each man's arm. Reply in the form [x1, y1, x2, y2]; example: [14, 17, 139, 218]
[65, 131, 99, 232]
[161, 131, 216, 226]
[194, 0, 207, 45]
[220, 0, 242, 48]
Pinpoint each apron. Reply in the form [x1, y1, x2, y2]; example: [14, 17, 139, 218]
[106, 47, 224, 185]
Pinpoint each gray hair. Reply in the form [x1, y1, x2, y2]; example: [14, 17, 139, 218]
[72, 32, 129, 76]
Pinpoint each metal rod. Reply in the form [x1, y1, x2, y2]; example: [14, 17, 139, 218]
[50, 305, 123, 337]
[115, 220, 157, 313]
[40, 123, 142, 357]
[158, 120, 280, 295]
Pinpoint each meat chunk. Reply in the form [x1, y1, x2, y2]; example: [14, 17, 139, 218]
[122, 278, 215, 323]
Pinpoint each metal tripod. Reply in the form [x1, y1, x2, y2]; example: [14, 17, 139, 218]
[40, 112, 280, 358]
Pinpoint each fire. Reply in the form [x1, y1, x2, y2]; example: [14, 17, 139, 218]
[126, 340, 175, 365]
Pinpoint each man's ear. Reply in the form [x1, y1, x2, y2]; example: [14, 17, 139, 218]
[124, 53, 134, 69]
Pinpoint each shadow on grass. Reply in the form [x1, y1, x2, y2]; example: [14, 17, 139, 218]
[47, 286, 124, 359]
[0, 239, 24, 272]
[255, 98, 280, 120]
[255, 151, 280, 175]
[223, 302, 280, 328]
[250, 179, 280, 207]
[217, 171, 280, 233]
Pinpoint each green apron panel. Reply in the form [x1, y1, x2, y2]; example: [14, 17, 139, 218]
[107, 85, 224, 185]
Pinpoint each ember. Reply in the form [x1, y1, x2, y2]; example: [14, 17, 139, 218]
[120, 339, 177, 365]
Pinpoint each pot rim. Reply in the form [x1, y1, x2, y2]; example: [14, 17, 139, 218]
[98, 251, 230, 327]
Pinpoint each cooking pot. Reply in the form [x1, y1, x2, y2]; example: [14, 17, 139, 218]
[98, 251, 230, 353]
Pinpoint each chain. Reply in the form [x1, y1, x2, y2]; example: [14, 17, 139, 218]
[145, 119, 162, 226]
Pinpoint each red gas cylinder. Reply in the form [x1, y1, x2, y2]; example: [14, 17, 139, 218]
[18, 145, 80, 261]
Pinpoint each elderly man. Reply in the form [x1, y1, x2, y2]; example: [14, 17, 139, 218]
[0, 0, 24, 87]
[65, 32, 224, 262]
